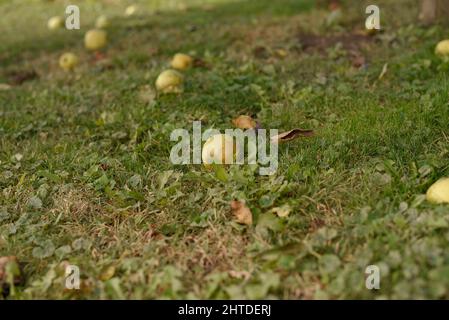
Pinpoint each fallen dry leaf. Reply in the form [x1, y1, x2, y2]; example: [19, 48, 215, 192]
[253, 46, 269, 59]
[230, 200, 253, 225]
[270, 129, 314, 143]
[232, 115, 256, 129]
[93, 51, 107, 61]
[193, 57, 210, 69]
[349, 50, 366, 69]
[7, 69, 38, 85]
[271, 204, 292, 218]
[329, 0, 341, 11]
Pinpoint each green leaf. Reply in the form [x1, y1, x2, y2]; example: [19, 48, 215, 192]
[212, 164, 228, 182]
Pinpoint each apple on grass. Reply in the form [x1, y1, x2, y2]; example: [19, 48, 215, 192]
[426, 178, 449, 204]
[155, 69, 184, 93]
[47, 16, 63, 30]
[84, 29, 107, 51]
[435, 40, 449, 57]
[202, 134, 237, 167]
[59, 52, 79, 71]
[170, 53, 193, 70]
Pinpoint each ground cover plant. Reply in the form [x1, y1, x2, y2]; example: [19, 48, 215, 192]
[1, 0, 449, 299]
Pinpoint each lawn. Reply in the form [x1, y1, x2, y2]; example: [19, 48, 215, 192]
[1, 0, 449, 299]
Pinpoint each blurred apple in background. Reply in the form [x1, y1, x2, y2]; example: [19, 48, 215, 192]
[59, 52, 79, 71]
[47, 16, 63, 30]
[435, 40, 449, 57]
[84, 29, 107, 51]
[170, 53, 193, 70]
[155, 69, 184, 93]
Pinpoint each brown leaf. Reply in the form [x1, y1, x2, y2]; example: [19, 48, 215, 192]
[270, 129, 314, 143]
[349, 50, 366, 68]
[230, 200, 253, 225]
[232, 115, 257, 129]
[253, 46, 269, 59]
[94, 51, 107, 61]
[8, 70, 38, 85]
[329, 0, 341, 11]
[193, 57, 210, 69]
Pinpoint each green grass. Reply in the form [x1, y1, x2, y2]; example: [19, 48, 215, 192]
[1, 0, 449, 299]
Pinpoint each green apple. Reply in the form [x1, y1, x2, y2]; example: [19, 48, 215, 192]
[170, 53, 193, 70]
[95, 15, 109, 29]
[125, 5, 138, 16]
[426, 178, 449, 204]
[47, 16, 63, 30]
[155, 69, 184, 93]
[435, 40, 449, 57]
[202, 134, 237, 167]
[59, 52, 79, 71]
[84, 29, 107, 51]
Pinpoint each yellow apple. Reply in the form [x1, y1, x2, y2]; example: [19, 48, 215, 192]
[47, 16, 63, 30]
[59, 52, 79, 71]
[202, 134, 236, 166]
[170, 53, 193, 70]
[155, 69, 184, 93]
[435, 40, 449, 57]
[426, 178, 449, 204]
[125, 5, 138, 16]
[95, 15, 109, 29]
[84, 29, 107, 51]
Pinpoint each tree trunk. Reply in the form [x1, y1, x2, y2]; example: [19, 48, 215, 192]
[419, 0, 449, 24]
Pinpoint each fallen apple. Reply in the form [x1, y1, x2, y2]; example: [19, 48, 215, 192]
[170, 53, 193, 70]
[95, 15, 109, 29]
[202, 134, 236, 166]
[232, 115, 256, 129]
[435, 40, 449, 57]
[426, 178, 449, 204]
[155, 69, 184, 93]
[59, 52, 79, 71]
[125, 5, 138, 16]
[84, 29, 107, 51]
[47, 16, 63, 30]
